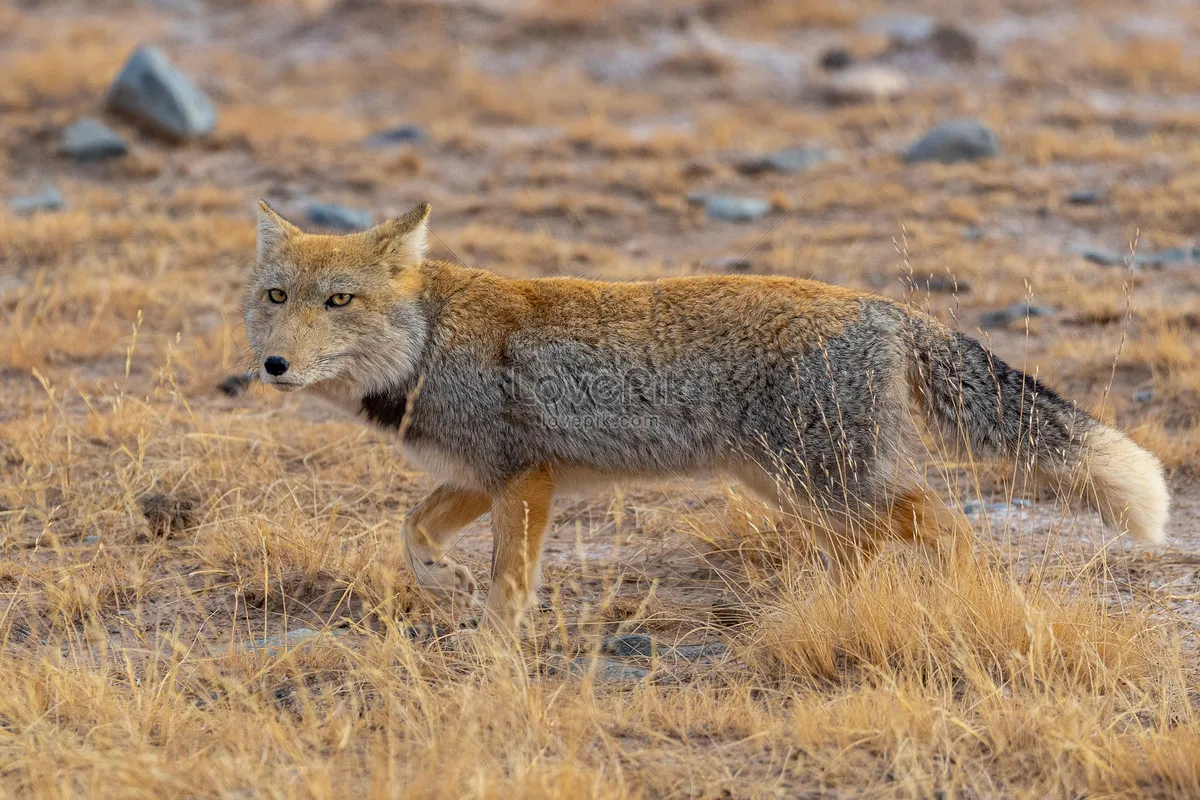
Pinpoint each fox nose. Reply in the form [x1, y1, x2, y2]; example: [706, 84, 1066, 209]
[263, 356, 289, 376]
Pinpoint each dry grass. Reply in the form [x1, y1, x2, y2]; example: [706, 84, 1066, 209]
[3, 0, 1200, 797]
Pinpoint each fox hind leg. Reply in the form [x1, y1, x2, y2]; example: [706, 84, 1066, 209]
[886, 485, 975, 572]
[802, 487, 975, 582]
[786, 489, 972, 584]
[734, 465, 971, 582]
[733, 463, 875, 583]
[402, 485, 491, 606]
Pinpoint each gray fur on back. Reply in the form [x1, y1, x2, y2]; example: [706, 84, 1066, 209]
[362, 284, 1093, 518]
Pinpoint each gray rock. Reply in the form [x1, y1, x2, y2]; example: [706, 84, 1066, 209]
[931, 24, 979, 62]
[1141, 247, 1200, 267]
[820, 47, 854, 71]
[1073, 246, 1123, 267]
[1074, 245, 1200, 269]
[979, 302, 1054, 329]
[670, 642, 729, 662]
[861, 13, 936, 47]
[62, 118, 128, 161]
[9, 187, 65, 215]
[1067, 189, 1105, 205]
[242, 628, 323, 654]
[105, 45, 216, 140]
[403, 622, 456, 643]
[307, 202, 373, 231]
[904, 119, 999, 164]
[690, 194, 771, 222]
[919, 274, 971, 294]
[568, 656, 651, 683]
[217, 372, 254, 397]
[963, 499, 1033, 516]
[705, 255, 753, 273]
[737, 147, 835, 175]
[364, 125, 427, 147]
[82, 535, 100, 545]
[600, 633, 657, 657]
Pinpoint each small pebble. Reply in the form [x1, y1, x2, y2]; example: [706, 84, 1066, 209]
[919, 275, 971, 294]
[670, 642, 729, 662]
[690, 195, 771, 223]
[403, 622, 456, 643]
[819, 47, 854, 71]
[62, 118, 128, 161]
[979, 302, 1054, 329]
[364, 124, 427, 147]
[1067, 189, 1105, 205]
[1141, 247, 1200, 267]
[568, 656, 651, 683]
[737, 147, 835, 176]
[307, 202, 373, 231]
[241, 628, 324, 654]
[963, 499, 1033, 516]
[600, 633, 657, 657]
[904, 119, 999, 164]
[931, 24, 979, 62]
[1074, 247, 1123, 267]
[217, 372, 254, 397]
[9, 187, 65, 215]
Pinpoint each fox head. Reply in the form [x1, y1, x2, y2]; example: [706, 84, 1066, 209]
[244, 201, 431, 397]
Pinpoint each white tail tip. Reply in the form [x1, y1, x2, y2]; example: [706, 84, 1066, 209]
[1083, 426, 1170, 545]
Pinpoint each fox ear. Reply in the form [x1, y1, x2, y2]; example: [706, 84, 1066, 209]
[370, 202, 430, 271]
[256, 200, 301, 261]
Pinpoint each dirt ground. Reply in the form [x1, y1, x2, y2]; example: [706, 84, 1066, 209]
[2, 0, 1199, 797]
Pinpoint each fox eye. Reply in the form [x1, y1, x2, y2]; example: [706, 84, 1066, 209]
[326, 293, 353, 308]
[267, 288, 287, 304]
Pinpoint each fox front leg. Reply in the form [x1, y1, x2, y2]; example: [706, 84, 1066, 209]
[401, 486, 489, 606]
[480, 467, 555, 634]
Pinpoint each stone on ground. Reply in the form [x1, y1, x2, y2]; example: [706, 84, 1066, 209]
[62, 119, 128, 161]
[307, 202, 373, 231]
[690, 194, 771, 222]
[105, 45, 217, 140]
[904, 119, 999, 164]
[979, 302, 1054, 329]
[364, 125, 427, 147]
[600, 633, 657, 657]
[737, 147, 835, 175]
[10, 187, 65, 215]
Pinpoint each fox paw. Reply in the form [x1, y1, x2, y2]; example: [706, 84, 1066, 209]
[415, 560, 479, 606]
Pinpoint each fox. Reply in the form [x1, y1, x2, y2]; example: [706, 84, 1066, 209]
[244, 200, 1170, 634]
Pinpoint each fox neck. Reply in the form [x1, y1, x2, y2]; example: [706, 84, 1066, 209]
[309, 280, 442, 413]
[309, 259, 485, 414]
[351, 259, 485, 430]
